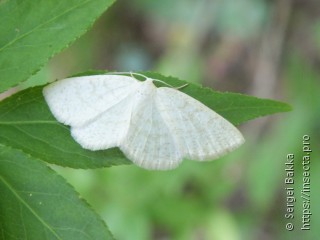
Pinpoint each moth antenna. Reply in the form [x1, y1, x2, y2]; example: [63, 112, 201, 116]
[110, 71, 148, 80]
[152, 79, 174, 88]
[175, 83, 189, 90]
[109, 72, 188, 89]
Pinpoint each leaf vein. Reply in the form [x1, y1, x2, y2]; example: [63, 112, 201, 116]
[0, 0, 93, 53]
[0, 176, 63, 240]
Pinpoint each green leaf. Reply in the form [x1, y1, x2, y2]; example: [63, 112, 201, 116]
[141, 72, 292, 125]
[0, 72, 291, 169]
[0, 0, 115, 93]
[0, 144, 114, 240]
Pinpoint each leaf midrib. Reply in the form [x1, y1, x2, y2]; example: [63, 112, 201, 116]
[217, 105, 291, 112]
[0, 0, 92, 53]
[0, 175, 63, 240]
[0, 121, 58, 125]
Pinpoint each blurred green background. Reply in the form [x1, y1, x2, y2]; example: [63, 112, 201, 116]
[18, 0, 320, 239]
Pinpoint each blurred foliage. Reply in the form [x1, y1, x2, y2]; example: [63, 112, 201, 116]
[14, 0, 320, 239]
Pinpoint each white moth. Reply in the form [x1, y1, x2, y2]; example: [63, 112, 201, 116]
[43, 74, 244, 170]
